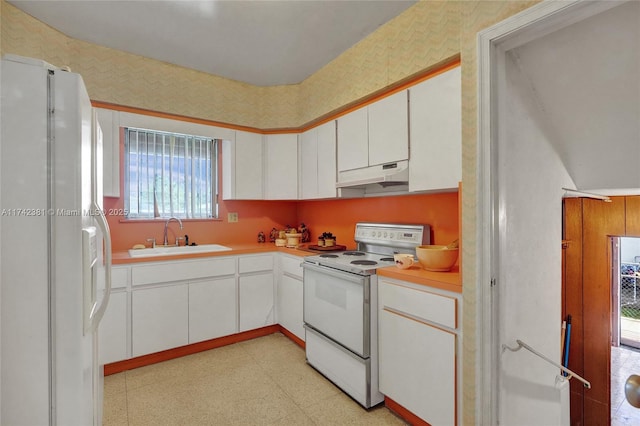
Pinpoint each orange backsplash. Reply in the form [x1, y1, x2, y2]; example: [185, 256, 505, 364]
[105, 192, 459, 252]
[296, 192, 459, 249]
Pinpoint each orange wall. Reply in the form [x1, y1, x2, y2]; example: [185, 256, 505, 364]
[297, 192, 459, 249]
[105, 192, 459, 252]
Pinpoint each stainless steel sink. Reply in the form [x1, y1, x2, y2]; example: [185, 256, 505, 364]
[128, 244, 232, 258]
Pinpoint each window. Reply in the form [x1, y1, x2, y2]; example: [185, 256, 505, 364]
[124, 127, 218, 219]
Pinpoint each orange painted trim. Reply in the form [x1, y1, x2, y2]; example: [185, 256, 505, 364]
[278, 325, 305, 349]
[91, 56, 461, 136]
[385, 397, 431, 426]
[104, 325, 279, 376]
[91, 100, 263, 134]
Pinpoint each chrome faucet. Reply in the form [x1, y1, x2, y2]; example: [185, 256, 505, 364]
[163, 217, 183, 246]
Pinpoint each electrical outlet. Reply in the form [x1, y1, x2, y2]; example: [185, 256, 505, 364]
[228, 212, 238, 223]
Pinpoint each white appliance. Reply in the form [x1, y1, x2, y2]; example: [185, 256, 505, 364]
[302, 223, 428, 408]
[0, 54, 112, 425]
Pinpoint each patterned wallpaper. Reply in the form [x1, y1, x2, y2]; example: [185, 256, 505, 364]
[0, 1, 544, 424]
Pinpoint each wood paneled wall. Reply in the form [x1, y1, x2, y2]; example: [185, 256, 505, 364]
[563, 196, 639, 425]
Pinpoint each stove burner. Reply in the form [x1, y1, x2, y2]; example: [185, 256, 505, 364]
[343, 251, 365, 256]
[351, 260, 378, 266]
[379, 257, 394, 262]
[319, 254, 339, 258]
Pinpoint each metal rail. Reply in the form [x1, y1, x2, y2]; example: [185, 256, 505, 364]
[502, 339, 591, 389]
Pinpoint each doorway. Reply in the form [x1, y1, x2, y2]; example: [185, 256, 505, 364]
[613, 237, 640, 350]
[477, 0, 640, 424]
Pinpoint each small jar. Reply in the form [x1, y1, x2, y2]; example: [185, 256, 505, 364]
[324, 238, 335, 247]
[317, 238, 325, 247]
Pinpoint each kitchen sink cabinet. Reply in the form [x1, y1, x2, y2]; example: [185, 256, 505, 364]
[408, 66, 461, 193]
[188, 277, 237, 344]
[99, 290, 128, 365]
[132, 283, 189, 357]
[368, 90, 409, 167]
[276, 254, 305, 341]
[299, 121, 337, 199]
[378, 278, 459, 426]
[265, 133, 298, 200]
[222, 131, 264, 200]
[99, 265, 130, 365]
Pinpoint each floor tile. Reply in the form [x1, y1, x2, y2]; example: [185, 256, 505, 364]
[104, 332, 404, 426]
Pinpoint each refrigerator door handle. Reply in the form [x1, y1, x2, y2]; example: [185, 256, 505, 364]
[89, 203, 112, 333]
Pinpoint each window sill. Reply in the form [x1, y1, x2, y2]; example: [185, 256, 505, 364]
[118, 217, 222, 224]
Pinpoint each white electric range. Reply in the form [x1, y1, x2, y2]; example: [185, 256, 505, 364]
[302, 223, 430, 408]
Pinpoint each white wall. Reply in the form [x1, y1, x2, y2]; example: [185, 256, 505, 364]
[497, 50, 575, 426]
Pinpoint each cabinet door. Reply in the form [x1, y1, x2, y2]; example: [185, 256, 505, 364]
[189, 277, 237, 343]
[264, 134, 298, 199]
[132, 284, 188, 357]
[95, 108, 120, 198]
[379, 308, 456, 426]
[368, 90, 409, 167]
[316, 120, 337, 198]
[299, 128, 319, 199]
[337, 107, 368, 172]
[98, 290, 128, 365]
[235, 131, 264, 199]
[409, 67, 461, 192]
[277, 274, 304, 341]
[239, 273, 275, 332]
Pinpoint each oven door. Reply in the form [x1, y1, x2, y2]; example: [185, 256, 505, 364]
[302, 262, 370, 358]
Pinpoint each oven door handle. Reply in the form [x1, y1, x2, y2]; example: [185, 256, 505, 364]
[302, 261, 367, 284]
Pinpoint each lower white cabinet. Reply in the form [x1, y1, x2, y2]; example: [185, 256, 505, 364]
[132, 284, 189, 357]
[239, 273, 275, 332]
[277, 275, 304, 340]
[277, 254, 305, 341]
[378, 278, 458, 426]
[99, 290, 128, 365]
[188, 277, 237, 343]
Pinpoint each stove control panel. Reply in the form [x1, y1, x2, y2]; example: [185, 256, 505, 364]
[354, 223, 430, 247]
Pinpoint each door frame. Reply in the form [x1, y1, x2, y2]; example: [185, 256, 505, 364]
[476, 0, 624, 423]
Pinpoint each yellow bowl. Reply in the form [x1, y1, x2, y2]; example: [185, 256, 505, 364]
[415, 245, 459, 272]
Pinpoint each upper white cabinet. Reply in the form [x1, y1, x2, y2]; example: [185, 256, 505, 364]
[337, 90, 409, 173]
[337, 107, 368, 172]
[368, 90, 409, 167]
[222, 131, 264, 200]
[299, 120, 337, 199]
[95, 108, 120, 198]
[409, 67, 462, 192]
[264, 133, 298, 200]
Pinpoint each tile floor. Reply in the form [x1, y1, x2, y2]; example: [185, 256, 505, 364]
[612, 345, 640, 425]
[103, 333, 406, 426]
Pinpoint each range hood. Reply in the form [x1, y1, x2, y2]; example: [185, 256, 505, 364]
[336, 160, 409, 196]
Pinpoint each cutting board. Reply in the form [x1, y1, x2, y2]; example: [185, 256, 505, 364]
[307, 244, 347, 252]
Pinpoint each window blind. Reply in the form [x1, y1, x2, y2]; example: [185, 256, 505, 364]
[124, 128, 218, 219]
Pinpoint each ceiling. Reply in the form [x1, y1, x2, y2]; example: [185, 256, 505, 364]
[8, 0, 416, 87]
[510, 0, 640, 192]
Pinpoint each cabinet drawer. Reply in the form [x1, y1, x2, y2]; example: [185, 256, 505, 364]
[379, 280, 457, 329]
[238, 254, 273, 274]
[111, 266, 129, 289]
[281, 255, 303, 279]
[132, 257, 235, 286]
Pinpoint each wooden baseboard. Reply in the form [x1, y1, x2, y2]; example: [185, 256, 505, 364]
[384, 397, 431, 426]
[278, 325, 305, 349]
[104, 324, 280, 376]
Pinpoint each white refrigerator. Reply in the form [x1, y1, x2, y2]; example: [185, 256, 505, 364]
[0, 54, 112, 425]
